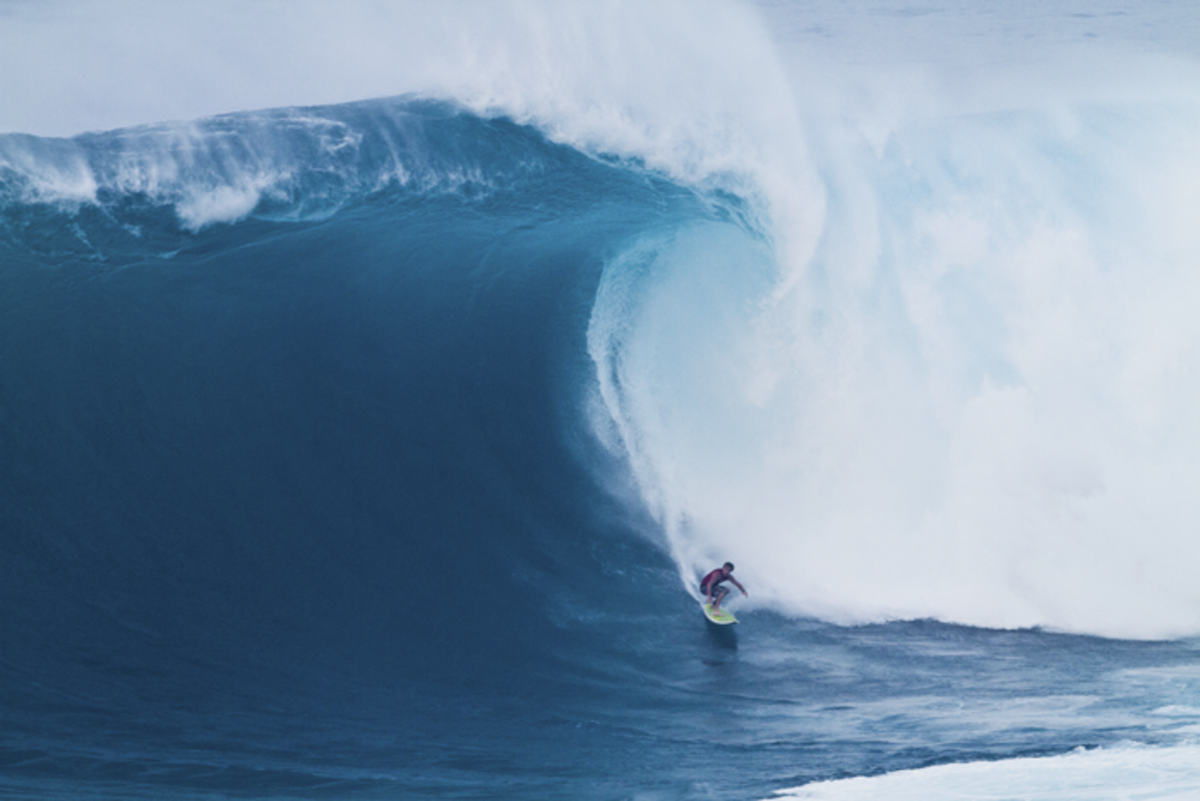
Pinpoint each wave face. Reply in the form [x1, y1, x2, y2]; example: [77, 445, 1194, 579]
[4, 2, 1200, 799]
[0, 97, 698, 673]
[0, 98, 715, 796]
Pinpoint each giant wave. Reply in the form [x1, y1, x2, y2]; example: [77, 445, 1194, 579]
[4, 2, 1200, 799]
[8, 50, 1200, 643]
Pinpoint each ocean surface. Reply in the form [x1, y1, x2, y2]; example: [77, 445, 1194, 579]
[4, 2, 1200, 799]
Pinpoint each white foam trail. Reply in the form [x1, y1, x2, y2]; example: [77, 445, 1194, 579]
[769, 742, 1200, 800]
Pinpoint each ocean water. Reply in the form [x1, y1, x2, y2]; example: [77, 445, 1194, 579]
[3, 2, 1200, 799]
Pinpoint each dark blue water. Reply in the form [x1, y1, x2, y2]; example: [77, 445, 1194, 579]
[3, 98, 1200, 800]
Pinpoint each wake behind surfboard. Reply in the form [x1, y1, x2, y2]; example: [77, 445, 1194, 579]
[703, 603, 737, 625]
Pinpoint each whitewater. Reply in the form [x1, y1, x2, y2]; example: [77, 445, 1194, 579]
[3, 1, 1200, 799]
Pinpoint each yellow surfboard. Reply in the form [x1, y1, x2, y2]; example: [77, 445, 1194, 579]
[703, 603, 738, 625]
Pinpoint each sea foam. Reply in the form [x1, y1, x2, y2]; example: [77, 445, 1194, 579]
[769, 742, 1200, 800]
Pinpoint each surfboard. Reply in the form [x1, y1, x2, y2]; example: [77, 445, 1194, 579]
[703, 603, 737, 625]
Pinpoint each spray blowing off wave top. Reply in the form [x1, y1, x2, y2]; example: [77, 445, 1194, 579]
[2, 1, 818, 248]
[0, 99, 569, 236]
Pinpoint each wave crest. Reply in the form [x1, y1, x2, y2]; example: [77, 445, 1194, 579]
[0, 98, 555, 234]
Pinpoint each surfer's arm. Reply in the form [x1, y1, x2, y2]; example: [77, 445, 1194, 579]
[731, 577, 747, 596]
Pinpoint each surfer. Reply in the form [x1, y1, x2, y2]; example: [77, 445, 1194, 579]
[700, 562, 746, 611]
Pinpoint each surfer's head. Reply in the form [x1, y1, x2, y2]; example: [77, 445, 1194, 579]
[723, 562, 734, 573]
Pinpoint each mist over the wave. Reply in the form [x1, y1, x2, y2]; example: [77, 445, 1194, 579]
[1, 0, 821, 244]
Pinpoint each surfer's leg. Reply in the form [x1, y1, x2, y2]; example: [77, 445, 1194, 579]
[713, 586, 728, 610]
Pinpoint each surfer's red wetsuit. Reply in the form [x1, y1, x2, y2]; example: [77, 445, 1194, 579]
[700, 563, 746, 610]
[700, 568, 728, 593]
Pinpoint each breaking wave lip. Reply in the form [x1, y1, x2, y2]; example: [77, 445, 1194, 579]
[0, 96, 556, 232]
